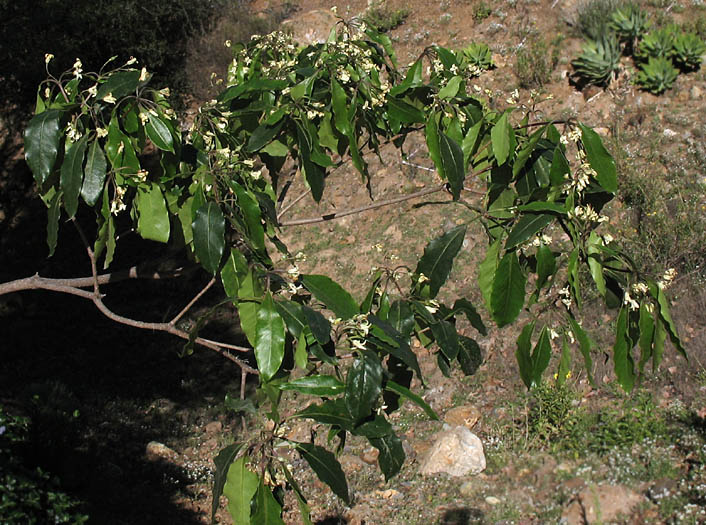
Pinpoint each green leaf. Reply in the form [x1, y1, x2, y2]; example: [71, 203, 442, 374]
[613, 307, 636, 392]
[223, 455, 258, 525]
[531, 326, 552, 387]
[516, 202, 567, 214]
[505, 214, 554, 249]
[439, 133, 465, 200]
[352, 415, 394, 438]
[430, 320, 459, 360]
[231, 183, 265, 251]
[656, 287, 687, 359]
[81, 141, 107, 206]
[247, 120, 284, 152]
[366, 315, 422, 378]
[221, 249, 248, 298]
[557, 335, 572, 386]
[60, 135, 88, 217]
[535, 244, 556, 290]
[97, 70, 141, 100]
[294, 399, 353, 428]
[251, 480, 285, 525]
[438, 75, 463, 99]
[390, 59, 422, 95]
[295, 336, 308, 369]
[255, 293, 286, 382]
[295, 443, 350, 504]
[515, 322, 535, 389]
[579, 123, 617, 193]
[491, 112, 511, 165]
[345, 350, 383, 423]
[280, 375, 344, 396]
[301, 305, 331, 344]
[567, 247, 581, 308]
[46, 189, 62, 257]
[478, 239, 501, 310]
[637, 302, 655, 375]
[145, 114, 175, 153]
[491, 251, 527, 327]
[212, 443, 244, 522]
[388, 300, 415, 337]
[192, 202, 225, 275]
[415, 225, 467, 298]
[136, 183, 170, 243]
[281, 465, 313, 525]
[369, 432, 405, 480]
[330, 78, 352, 136]
[385, 381, 439, 420]
[425, 113, 442, 174]
[568, 316, 595, 386]
[238, 269, 261, 347]
[458, 335, 482, 376]
[387, 98, 426, 123]
[224, 395, 257, 415]
[275, 299, 307, 338]
[653, 316, 667, 370]
[25, 109, 63, 185]
[300, 274, 359, 320]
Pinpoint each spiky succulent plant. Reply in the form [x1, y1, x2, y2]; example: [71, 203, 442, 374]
[671, 31, 706, 71]
[571, 33, 622, 86]
[636, 56, 679, 94]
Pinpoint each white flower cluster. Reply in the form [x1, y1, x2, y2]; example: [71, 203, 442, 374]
[623, 290, 640, 311]
[559, 128, 582, 146]
[567, 204, 608, 223]
[530, 233, 553, 247]
[110, 186, 127, 216]
[558, 286, 572, 308]
[658, 268, 677, 289]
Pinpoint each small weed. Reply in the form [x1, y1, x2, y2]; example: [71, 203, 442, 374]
[473, 1, 492, 22]
[365, 1, 410, 33]
[514, 34, 562, 88]
[573, 0, 621, 40]
[527, 382, 578, 444]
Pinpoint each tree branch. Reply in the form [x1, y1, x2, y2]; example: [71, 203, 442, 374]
[279, 184, 448, 227]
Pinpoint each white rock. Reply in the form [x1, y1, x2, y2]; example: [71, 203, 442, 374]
[418, 426, 486, 477]
[663, 128, 677, 138]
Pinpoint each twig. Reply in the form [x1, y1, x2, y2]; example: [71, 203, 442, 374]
[401, 160, 435, 172]
[279, 184, 447, 226]
[277, 188, 311, 222]
[169, 277, 216, 327]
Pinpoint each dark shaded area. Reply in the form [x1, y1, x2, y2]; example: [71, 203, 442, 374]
[439, 507, 484, 524]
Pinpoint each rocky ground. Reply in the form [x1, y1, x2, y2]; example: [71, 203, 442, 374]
[2, 0, 706, 523]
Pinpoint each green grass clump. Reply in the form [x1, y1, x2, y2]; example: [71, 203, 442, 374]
[514, 35, 562, 88]
[364, 1, 410, 32]
[574, 0, 621, 40]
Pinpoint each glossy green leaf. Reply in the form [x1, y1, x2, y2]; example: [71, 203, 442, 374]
[280, 375, 344, 396]
[478, 239, 501, 310]
[389, 58, 422, 95]
[516, 202, 566, 214]
[579, 123, 617, 193]
[212, 443, 244, 522]
[296, 443, 350, 504]
[345, 350, 383, 423]
[294, 399, 352, 428]
[505, 213, 553, 249]
[136, 183, 170, 243]
[653, 316, 667, 370]
[515, 322, 535, 389]
[587, 231, 606, 296]
[367, 316, 423, 379]
[491, 251, 526, 327]
[330, 78, 352, 136]
[255, 293, 286, 382]
[281, 465, 313, 525]
[491, 112, 511, 165]
[60, 135, 88, 217]
[458, 335, 483, 376]
[192, 202, 225, 275]
[46, 189, 62, 257]
[430, 320, 459, 360]
[238, 270, 261, 347]
[231, 183, 265, 251]
[385, 381, 438, 420]
[81, 141, 107, 206]
[438, 75, 463, 99]
[275, 299, 307, 338]
[300, 274, 359, 320]
[415, 225, 466, 298]
[294, 335, 308, 369]
[387, 98, 425, 123]
[613, 307, 636, 392]
[439, 133, 465, 200]
[251, 480, 285, 525]
[637, 302, 655, 375]
[25, 109, 63, 185]
[97, 70, 141, 100]
[301, 305, 331, 344]
[145, 114, 175, 153]
[531, 326, 552, 387]
[567, 247, 581, 308]
[369, 432, 405, 481]
[223, 455, 258, 525]
[388, 300, 415, 337]
[247, 120, 284, 152]
[221, 249, 248, 298]
[535, 244, 556, 290]
[656, 287, 687, 359]
[425, 113, 442, 174]
[352, 415, 394, 438]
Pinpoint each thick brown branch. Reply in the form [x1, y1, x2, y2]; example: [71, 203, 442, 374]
[279, 184, 447, 227]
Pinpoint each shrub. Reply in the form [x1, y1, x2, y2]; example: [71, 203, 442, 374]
[610, 3, 650, 51]
[514, 35, 561, 88]
[574, 0, 621, 40]
[364, 1, 410, 32]
[636, 56, 679, 94]
[571, 33, 622, 86]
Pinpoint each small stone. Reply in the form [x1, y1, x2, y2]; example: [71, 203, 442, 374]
[444, 405, 481, 430]
[663, 128, 677, 138]
[485, 496, 500, 505]
[205, 420, 222, 434]
[690, 85, 702, 99]
[419, 426, 486, 477]
[593, 127, 610, 137]
[145, 441, 177, 462]
[361, 447, 379, 465]
[459, 481, 475, 497]
[563, 484, 643, 524]
[340, 454, 366, 473]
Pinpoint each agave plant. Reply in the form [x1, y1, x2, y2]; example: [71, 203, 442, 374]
[636, 56, 679, 94]
[672, 31, 706, 71]
[571, 33, 622, 86]
[610, 3, 650, 50]
[460, 42, 494, 72]
[636, 26, 676, 60]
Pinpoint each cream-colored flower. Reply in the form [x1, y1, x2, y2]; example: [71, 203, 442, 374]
[126, 56, 138, 65]
[103, 93, 117, 104]
[96, 127, 108, 138]
[44, 53, 54, 64]
[139, 67, 148, 82]
[224, 40, 232, 48]
[87, 84, 98, 97]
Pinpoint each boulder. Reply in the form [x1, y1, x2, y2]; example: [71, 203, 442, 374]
[419, 426, 486, 477]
